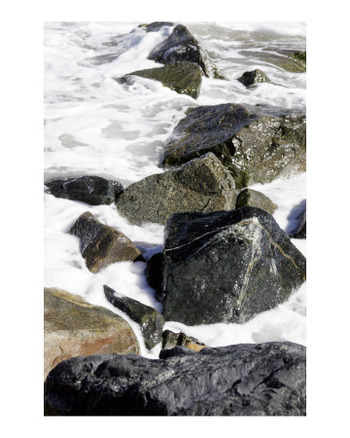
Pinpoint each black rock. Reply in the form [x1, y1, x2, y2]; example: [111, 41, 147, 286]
[145, 252, 165, 302]
[104, 285, 164, 350]
[45, 175, 123, 205]
[161, 103, 306, 189]
[44, 342, 306, 416]
[238, 69, 270, 87]
[148, 24, 224, 79]
[162, 207, 306, 325]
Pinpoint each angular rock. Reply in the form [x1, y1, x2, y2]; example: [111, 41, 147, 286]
[104, 285, 164, 350]
[162, 330, 206, 352]
[148, 24, 224, 79]
[44, 341, 306, 416]
[236, 188, 277, 214]
[289, 207, 306, 239]
[44, 288, 139, 379]
[162, 207, 306, 325]
[238, 69, 270, 87]
[68, 212, 141, 273]
[45, 175, 124, 205]
[161, 103, 306, 188]
[145, 252, 165, 302]
[129, 61, 202, 98]
[116, 153, 236, 225]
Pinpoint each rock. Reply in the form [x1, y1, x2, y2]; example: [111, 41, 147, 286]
[162, 330, 206, 352]
[161, 103, 306, 189]
[104, 285, 164, 350]
[68, 212, 141, 273]
[116, 153, 236, 225]
[128, 61, 202, 98]
[162, 207, 306, 325]
[138, 22, 174, 32]
[145, 252, 165, 302]
[44, 288, 139, 379]
[148, 24, 224, 79]
[237, 49, 306, 73]
[44, 341, 306, 416]
[281, 51, 306, 73]
[238, 69, 270, 87]
[236, 188, 277, 214]
[289, 207, 306, 239]
[45, 175, 124, 205]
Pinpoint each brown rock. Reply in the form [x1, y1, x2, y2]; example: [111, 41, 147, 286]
[44, 288, 139, 379]
[68, 212, 141, 273]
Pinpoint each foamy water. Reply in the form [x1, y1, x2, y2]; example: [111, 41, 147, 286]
[44, 21, 306, 358]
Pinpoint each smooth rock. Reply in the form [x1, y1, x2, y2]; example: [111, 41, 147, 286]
[148, 24, 224, 79]
[162, 207, 306, 325]
[128, 61, 202, 98]
[45, 175, 123, 205]
[145, 252, 165, 302]
[68, 212, 141, 273]
[238, 69, 270, 87]
[104, 285, 164, 350]
[289, 205, 306, 239]
[44, 341, 306, 416]
[161, 103, 306, 189]
[236, 188, 277, 214]
[116, 153, 236, 225]
[44, 288, 139, 379]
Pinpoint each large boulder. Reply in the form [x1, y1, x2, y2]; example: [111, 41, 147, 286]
[68, 212, 141, 273]
[44, 341, 306, 416]
[45, 176, 124, 205]
[104, 285, 165, 350]
[162, 207, 306, 325]
[148, 24, 224, 79]
[128, 61, 203, 98]
[161, 103, 306, 189]
[44, 288, 139, 379]
[236, 188, 277, 214]
[238, 69, 270, 87]
[145, 252, 165, 302]
[116, 153, 236, 225]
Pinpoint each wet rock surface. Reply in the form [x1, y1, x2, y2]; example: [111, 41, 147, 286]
[161, 103, 306, 189]
[44, 341, 306, 416]
[162, 207, 306, 325]
[68, 212, 141, 273]
[45, 175, 124, 205]
[104, 285, 164, 350]
[148, 24, 224, 79]
[162, 330, 206, 352]
[128, 61, 203, 98]
[238, 69, 270, 87]
[116, 153, 236, 225]
[44, 288, 139, 379]
[236, 188, 277, 214]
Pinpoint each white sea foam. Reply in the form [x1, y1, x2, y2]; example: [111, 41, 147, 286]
[44, 21, 306, 358]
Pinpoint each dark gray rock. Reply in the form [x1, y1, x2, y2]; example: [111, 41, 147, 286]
[238, 69, 270, 87]
[236, 188, 277, 214]
[116, 153, 236, 225]
[289, 205, 306, 239]
[68, 212, 141, 273]
[161, 103, 306, 189]
[162, 207, 306, 325]
[45, 176, 123, 205]
[148, 24, 224, 79]
[145, 252, 165, 302]
[104, 285, 164, 350]
[162, 330, 206, 352]
[128, 61, 203, 98]
[44, 342, 306, 416]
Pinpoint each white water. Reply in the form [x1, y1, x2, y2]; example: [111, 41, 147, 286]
[44, 21, 306, 358]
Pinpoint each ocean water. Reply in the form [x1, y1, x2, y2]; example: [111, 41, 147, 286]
[44, 21, 306, 358]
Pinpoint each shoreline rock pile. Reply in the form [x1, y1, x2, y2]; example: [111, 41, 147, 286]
[44, 21, 307, 416]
